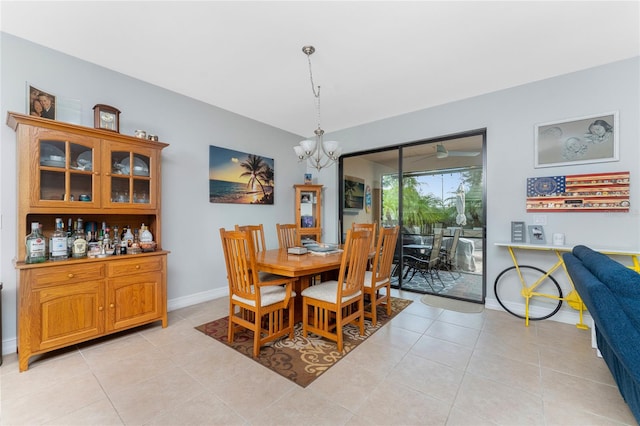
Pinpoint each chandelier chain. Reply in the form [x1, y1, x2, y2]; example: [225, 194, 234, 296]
[307, 54, 322, 130]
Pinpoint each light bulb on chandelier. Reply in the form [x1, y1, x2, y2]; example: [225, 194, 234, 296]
[293, 45, 342, 172]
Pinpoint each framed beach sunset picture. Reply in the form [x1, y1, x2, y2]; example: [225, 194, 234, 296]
[209, 145, 274, 204]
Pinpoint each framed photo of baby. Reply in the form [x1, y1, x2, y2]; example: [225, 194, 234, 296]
[28, 85, 56, 120]
[534, 111, 618, 168]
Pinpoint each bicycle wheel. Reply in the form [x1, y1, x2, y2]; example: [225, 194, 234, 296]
[494, 265, 563, 321]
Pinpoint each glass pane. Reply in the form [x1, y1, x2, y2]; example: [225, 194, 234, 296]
[299, 191, 316, 228]
[111, 176, 130, 203]
[40, 170, 65, 200]
[111, 151, 130, 176]
[133, 180, 150, 204]
[70, 143, 92, 172]
[70, 173, 93, 202]
[132, 154, 150, 177]
[40, 140, 66, 168]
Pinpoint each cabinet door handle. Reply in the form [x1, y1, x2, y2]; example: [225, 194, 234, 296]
[98, 306, 104, 311]
[110, 303, 115, 308]
[135, 265, 140, 269]
[67, 273, 74, 278]
[104, 172, 110, 176]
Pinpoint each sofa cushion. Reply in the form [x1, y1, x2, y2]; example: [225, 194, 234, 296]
[572, 245, 640, 331]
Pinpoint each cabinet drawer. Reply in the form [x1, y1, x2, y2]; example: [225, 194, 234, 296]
[107, 256, 164, 277]
[29, 263, 106, 287]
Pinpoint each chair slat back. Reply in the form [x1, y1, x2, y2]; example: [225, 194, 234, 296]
[337, 229, 372, 300]
[352, 222, 377, 252]
[371, 226, 400, 283]
[220, 228, 259, 302]
[429, 231, 444, 265]
[235, 224, 267, 253]
[448, 228, 462, 262]
[276, 223, 299, 249]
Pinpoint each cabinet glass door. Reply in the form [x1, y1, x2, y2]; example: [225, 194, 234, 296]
[36, 137, 99, 207]
[106, 144, 154, 208]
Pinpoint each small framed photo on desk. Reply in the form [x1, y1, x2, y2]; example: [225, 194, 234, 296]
[511, 221, 526, 243]
[528, 225, 546, 244]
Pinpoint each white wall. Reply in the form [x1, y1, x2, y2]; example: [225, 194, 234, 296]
[1, 33, 639, 353]
[0, 34, 306, 353]
[321, 57, 640, 320]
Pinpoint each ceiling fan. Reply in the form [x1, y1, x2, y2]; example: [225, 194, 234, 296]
[413, 143, 480, 162]
[434, 143, 480, 158]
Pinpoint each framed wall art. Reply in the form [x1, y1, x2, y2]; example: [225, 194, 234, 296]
[343, 175, 365, 210]
[526, 171, 629, 212]
[534, 111, 618, 168]
[209, 145, 274, 204]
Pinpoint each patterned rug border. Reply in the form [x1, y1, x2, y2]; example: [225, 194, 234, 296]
[195, 296, 412, 387]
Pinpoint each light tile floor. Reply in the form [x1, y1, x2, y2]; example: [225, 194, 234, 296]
[1, 290, 636, 425]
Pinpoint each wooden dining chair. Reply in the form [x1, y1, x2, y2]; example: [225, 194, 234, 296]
[276, 223, 300, 249]
[219, 228, 296, 357]
[364, 225, 399, 326]
[301, 229, 372, 351]
[235, 224, 267, 252]
[352, 222, 377, 253]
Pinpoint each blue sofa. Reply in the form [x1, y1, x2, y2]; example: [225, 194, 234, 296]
[563, 245, 640, 423]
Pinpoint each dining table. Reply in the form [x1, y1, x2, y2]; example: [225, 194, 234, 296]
[255, 248, 344, 322]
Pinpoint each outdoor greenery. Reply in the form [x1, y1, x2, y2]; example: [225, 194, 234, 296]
[382, 168, 483, 232]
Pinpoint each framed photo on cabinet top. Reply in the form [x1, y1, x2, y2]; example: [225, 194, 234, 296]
[534, 111, 618, 168]
[28, 85, 56, 120]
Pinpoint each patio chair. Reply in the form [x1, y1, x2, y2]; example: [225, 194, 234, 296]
[402, 231, 445, 292]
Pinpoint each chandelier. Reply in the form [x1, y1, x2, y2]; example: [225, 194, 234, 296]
[293, 45, 342, 172]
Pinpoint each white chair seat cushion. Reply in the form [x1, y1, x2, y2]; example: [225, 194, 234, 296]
[301, 280, 361, 304]
[232, 285, 296, 307]
[363, 271, 390, 288]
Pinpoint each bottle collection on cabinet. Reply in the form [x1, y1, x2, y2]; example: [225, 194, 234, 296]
[25, 218, 157, 264]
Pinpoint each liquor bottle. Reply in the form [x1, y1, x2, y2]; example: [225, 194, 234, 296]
[39, 223, 49, 260]
[123, 226, 134, 247]
[25, 222, 46, 264]
[140, 224, 153, 243]
[50, 218, 68, 261]
[102, 226, 111, 253]
[87, 231, 99, 251]
[112, 225, 121, 255]
[66, 218, 74, 256]
[72, 218, 88, 258]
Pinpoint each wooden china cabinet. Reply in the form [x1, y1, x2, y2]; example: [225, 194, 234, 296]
[294, 184, 323, 243]
[7, 112, 169, 372]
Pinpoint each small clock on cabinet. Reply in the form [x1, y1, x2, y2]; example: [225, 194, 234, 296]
[93, 104, 120, 132]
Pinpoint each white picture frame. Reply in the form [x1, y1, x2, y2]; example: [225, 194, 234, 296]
[534, 111, 618, 168]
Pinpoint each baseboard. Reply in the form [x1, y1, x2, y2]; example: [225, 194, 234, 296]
[167, 287, 229, 311]
[2, 287, 230, 357]
[484, 298, 593, 328]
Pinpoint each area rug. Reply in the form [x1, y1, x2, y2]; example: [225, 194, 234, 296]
[421, 294, 484, 313]
[195, 297, 412, 387]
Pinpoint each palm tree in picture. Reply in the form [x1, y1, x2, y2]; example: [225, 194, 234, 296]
[239, 154, 267, 196]
[257, 165, 274, 204]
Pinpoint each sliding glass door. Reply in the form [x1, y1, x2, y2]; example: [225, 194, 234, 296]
[340, 130, 486, 303]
